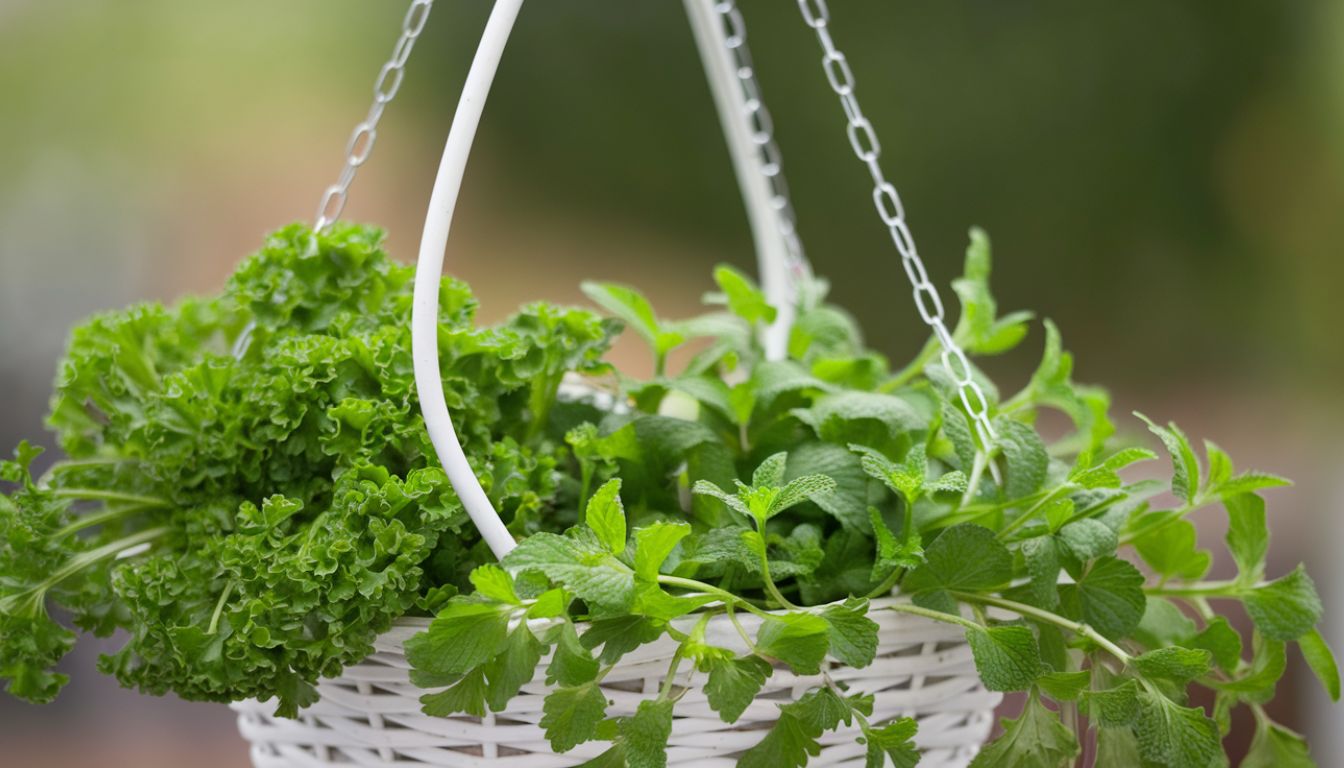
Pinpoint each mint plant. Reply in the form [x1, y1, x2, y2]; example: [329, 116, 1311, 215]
[0, 222, 1335, 767]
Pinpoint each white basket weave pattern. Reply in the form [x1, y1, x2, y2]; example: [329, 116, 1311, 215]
[233, 600, 999, 767]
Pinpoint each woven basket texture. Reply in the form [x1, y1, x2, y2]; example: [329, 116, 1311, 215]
[233, 598, 999, 767]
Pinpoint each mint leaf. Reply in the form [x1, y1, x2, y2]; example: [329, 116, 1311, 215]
[1243, 719, 1317, 768]
[469, 564, 520, 605]
[1133, 518, 1211, 581]
[581, 281, 684, 357]
[1244, 565, 1323, 641]
[1057, 518, 1117, 561]
[738, 688, 861, 768]
[712, 265, 777, 326]
[970, 691, 1080, 767]
[1136, 413, 1200, 503]
[547, 621, 599, 687]
[1132, 690, 1220, 768]
[1132, 647, 1213, 683]
[996, 419, 1049, 499]
[504, 530, 635, 611]
[633, 522, 690, 582]
[540, 682, 608, 752]
[580, 616, 664, 666]
[966, 624, 1043, 692]
[1057, 556, 1145, 641]
[820, 598, 879, 668]
[1225, 492, 1269, 582]
[904, 524, 1012, 614]
[870, 506, 924, 579]
[1094, 726, 1143, 768]
[620, 698, 675, 768]
[703, 654, 773, 723]
[769, 473, 839, 519]
[1190, 617, 1242, 674]
[1298, 628, 1340, 702]
[420, 667, 488, 717]
[406, 601, 511, 679]
[585, 479, 626, 555]
[1082, 679, 1141, 727]
[863, 717, 920, 768]
[1021, 535, 1061, 610]
[485, 625, 544, 710]
[753, 452, 789, 489]
[756, 613, 831, 675]
[1035, 670, 1090, 702]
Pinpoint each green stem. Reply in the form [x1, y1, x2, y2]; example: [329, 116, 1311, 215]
[997, 483, 1075, 541]
[880, 338, 940, 392]
[0, 527, 170, 612]
[657, 575, 774, 620]
[51, 489, 171, 508]
[952, 591, 1132, 664]
[866, 566, 907, 601]
[207, 580, 236, 635]
[1118, 497, 1210, 546]
[54, 503, 154, 538]
[38, 457, 134, 485]
[1145, 580, 1252, 598]
[882, 601, 982, 633]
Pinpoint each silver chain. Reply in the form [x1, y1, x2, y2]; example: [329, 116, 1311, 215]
[795, 0, 997, 445]
[313, 0, 435, 232]
[709, 1, 813, 285]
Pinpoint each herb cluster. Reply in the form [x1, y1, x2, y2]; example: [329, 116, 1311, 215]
[0, 223, 1336, 767]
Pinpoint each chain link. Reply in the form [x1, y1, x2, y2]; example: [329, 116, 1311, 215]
[314, 0, 434, 232]
[708, 1, 812, 284]
[792, 0, 998, 445]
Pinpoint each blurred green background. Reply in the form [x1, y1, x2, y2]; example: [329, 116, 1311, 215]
[1, 1, 1341, 765]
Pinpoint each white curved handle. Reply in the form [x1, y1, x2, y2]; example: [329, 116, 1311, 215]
[412, 0, 804, 561]
[412, 0, 524, 559]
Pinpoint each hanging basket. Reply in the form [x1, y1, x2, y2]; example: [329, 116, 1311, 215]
[232, 599, 998, 767]
[230, 0, 1005, 764]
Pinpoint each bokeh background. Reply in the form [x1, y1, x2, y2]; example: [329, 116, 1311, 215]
[2, 1, 1341, 765]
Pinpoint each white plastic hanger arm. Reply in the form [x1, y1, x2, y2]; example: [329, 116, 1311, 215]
[683, 0, 794, 361]
[411, 0, 524, 559]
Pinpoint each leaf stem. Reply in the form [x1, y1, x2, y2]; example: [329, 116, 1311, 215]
[53, 503, 155, 538]
[207, 580, 236, 635]
[657, 575, 773, 620]
[0, 526, 170, 613]
[881, 601, 982, 633]
[951, 591, 1132, 664]
[1117, 496, 1210, 546]
[51, 488, 171, 508]
[1144, 580, 1254, 598]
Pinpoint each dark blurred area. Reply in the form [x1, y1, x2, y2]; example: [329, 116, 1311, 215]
[1, 1, 1340, 765]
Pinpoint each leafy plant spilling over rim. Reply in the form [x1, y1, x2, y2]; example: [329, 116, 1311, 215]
[0, 223, 1337, 767]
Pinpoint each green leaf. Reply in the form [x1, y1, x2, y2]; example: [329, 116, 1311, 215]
[1189, 617, 1242, 674]
[969, 691, 1080, 768]
[1298, 628, 1340, 702]
[1132, 647, 1213, 683]
[540, 682, 608, 752]
[405, 601, 511, 679]
[581, 616, 664, 666]
[768, 474, 838, 519]
[756, 613, 831, 675]
[1021, 535, 1061, 610]
[485, 625, 544, 711]
[703, 654, 773, 723]
[582, 281, 683, 356]
[1035, 670, 1091, 702]
[633, 522, 691, 582]
[469, 564, 520, 605]
[1057, 556, 1145, 641]
[420, 668, 488, 717]
[713, 265, 778, 325]
[863, 717, 920, 768]
[547, 622, 599, 687]
[870, 506, 924, 580]
[903, 524, 1012, 614]
[1136, 413, 1200, 504]
[1081, 679, 1140, 727]
[1132, 690, 1221, 768]
[1057, 518, 1118, 561]
[1243, 719, 1317, 768]
[1225, 492, 1268, 582]
[1094, 726, 1142, 768]
[1133, 519, 1211, 581]
[585, 479, 626, 555]
[1244, 565, 1323, 641]
[996, 419, 1049, 500]
[619, 698, 675, 768]
[1135, 598, 1197, 649]
[1216, 635, 1286, 701]
[820, 598, 879, 668]
[753, 452, 789, 489]
[504, 531, 636, 611]
[966, 624, 1042, 692]
[738, 688, 861, 768]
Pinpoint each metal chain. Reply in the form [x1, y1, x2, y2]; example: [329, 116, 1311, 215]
[708, 1, 813, 285]
[794, 0, 998, 445]
[313, 0, 435, 232]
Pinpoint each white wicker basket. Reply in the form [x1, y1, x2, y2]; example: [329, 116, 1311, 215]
[230, 2, 1003, 764]
[232, 599, 999, 767]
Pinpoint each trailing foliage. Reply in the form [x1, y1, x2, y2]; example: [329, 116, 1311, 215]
[1, 223, 1336, 767]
